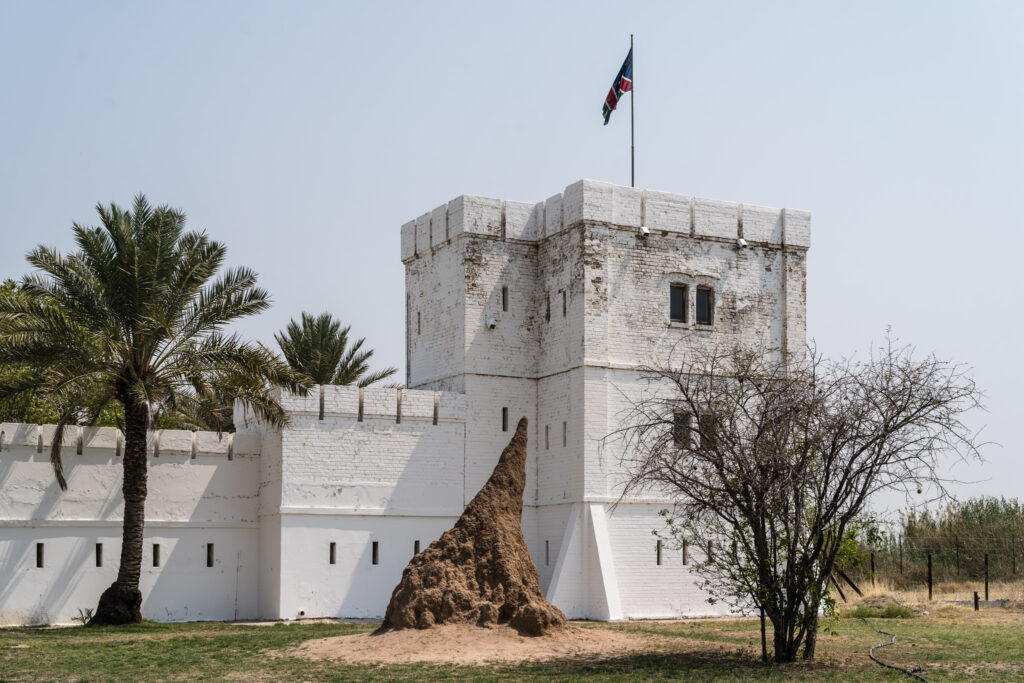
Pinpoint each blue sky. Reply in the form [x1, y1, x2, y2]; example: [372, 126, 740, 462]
[1, 1, 1021, 506]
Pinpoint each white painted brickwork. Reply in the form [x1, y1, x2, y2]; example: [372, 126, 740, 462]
[0, 179, 808, 624]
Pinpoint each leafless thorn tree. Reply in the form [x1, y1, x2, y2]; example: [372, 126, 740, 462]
[608, 335, 983, 663]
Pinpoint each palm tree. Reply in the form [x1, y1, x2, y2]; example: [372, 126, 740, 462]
[275, 312, 397, 386]
[0, 195, 308, 625]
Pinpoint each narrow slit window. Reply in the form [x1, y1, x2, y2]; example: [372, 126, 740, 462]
[545, 540, 550, 566]
[372, 541, 379, 565]
[329, 542, 336, 565]
[545, 294, 551, 322]
[502, 407, 509, 432]
[670, 284, 687, 322]
[657, 540, 663, 565]
[707, 540, 714, 563]
[36, 542, 44, 568]
[417, 311, 421, 335]
[682, 540, 689, 566]
[562, 290, 567, 317]
[545, 425, 550, 451]
[153, 543, 161, 567]
[696, 287, 714, 325]
[414, 540, 420, 555]
[95, 543, 103, 568]
[206, 543, 214, 568]
[502, 286, 508, 312]
[673, 411, 692, 449]
[562, 421, 567, 448]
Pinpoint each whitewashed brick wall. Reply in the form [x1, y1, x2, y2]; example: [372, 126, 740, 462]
[0, 179, 808, 625]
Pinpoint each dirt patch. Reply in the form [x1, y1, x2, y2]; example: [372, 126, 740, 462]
[293, 623, 676, 665]
[379, 418, 566, 636]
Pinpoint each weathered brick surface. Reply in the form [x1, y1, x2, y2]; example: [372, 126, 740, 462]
[0, 180, 809, 625]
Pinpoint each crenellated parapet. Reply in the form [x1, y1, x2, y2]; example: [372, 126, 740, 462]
[0, 422, 260, 460]
[401, 179, 810, 262]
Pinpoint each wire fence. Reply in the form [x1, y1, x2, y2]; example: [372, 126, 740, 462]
[849, 534, 1023, 599]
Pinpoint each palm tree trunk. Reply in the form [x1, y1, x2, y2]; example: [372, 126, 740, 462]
[89, 400, 148, 625]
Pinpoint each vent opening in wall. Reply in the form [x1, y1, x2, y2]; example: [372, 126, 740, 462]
[502, 285, 508, 312]
[657, 539, 663, 565]
[502, 407, 508, 432]
[329, 542, 336, 565]
[545, 539, 550, 566]
[372, 541, 379, 565]
[670, 284, 688, 322]
[414, 540, 420, 554]
[206, 543, 214, 568]
[153, 543, 161, 567]
[36, 542, 44, 568]
[95, 543, 103, 568]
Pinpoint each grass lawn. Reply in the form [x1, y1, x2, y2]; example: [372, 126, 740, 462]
[1, 605, 1022, 681]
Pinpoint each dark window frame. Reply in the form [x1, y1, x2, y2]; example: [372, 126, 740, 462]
[673, 410, 692, 449]
[670, 284, 688, 323]
[696, 287, 714, 325]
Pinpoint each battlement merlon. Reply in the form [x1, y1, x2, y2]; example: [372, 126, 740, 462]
[233, 385, 468, 427]
[401, 179, 811, 262]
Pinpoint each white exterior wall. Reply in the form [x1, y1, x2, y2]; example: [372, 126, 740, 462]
[0, 179, 808, 624]
[0, 424, 260, 625]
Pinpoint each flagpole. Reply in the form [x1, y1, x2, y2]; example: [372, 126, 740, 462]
[630, 34, 635, 188]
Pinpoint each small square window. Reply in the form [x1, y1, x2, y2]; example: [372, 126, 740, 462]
[696, 287, 714, 325]
[670, 284, 687, 322]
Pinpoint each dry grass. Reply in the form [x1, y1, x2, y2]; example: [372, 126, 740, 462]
[855, 577, 1024, 602]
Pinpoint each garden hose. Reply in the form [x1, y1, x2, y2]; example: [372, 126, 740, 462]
[859, 617, 928, 682]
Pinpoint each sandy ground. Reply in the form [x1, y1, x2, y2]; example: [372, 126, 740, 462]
[292, 623, 677, 665]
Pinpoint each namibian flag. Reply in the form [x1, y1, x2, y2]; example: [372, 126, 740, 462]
[602, 47, 633, 125]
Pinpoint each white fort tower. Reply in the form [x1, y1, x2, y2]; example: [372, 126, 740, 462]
[0, 179, 808, 625]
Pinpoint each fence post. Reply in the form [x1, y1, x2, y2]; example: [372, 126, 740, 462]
[955, 535, 960, 577]
[985, 553, 989, 602]
[870, 552, 875, 586]
[974, 591, 979, 611]
[927, 553, 933, 601]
